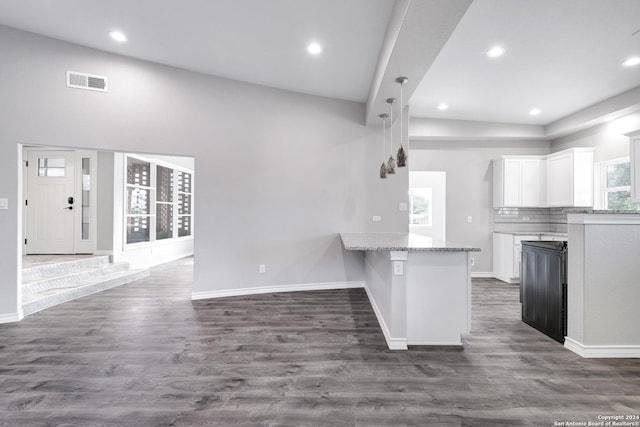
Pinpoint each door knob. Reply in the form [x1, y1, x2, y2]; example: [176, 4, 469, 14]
[64, 206, 73, 210]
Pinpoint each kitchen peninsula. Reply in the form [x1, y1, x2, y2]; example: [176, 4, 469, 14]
[341, 233, 480, 350]
[565, 212, 640, 358]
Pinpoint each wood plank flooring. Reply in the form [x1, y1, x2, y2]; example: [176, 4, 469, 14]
[1, 257, 639, 426]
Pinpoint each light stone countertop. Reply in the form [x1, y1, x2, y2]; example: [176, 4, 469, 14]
[591, 210, 640, 214]
[340, 232, 480, 252]
[494, 231, 568, 237]
[556, 209, 640, 215]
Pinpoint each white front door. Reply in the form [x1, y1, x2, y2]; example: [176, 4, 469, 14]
[26, 150, 76, 254]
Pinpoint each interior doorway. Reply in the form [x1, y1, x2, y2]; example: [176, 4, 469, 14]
[409, 171, 446, 242]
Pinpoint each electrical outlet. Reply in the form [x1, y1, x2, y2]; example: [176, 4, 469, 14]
[259, 264, 266, 274]
[0, 198, 7, 210]
[467, 216, 473, 223]
[372, 216, 382, 222]
[398, 203, 408, 211]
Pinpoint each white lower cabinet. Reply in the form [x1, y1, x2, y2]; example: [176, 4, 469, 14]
[494, 232, 568, 283]
[540, 234, 567, 242]
[493, 233, 540, 283]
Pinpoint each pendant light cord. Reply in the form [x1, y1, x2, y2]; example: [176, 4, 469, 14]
[400, 84, 404, 154]
[389, 101, 393, 155]
[395, 77, 409, 168]
[382, 117, 386, 160]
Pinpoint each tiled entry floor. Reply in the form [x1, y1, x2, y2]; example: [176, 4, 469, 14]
[21, 254, 149, 316]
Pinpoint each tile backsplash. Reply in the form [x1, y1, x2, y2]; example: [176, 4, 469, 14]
[493, 207, 593, 233]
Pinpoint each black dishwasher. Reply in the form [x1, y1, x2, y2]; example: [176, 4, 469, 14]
[521, 241, 567, 343]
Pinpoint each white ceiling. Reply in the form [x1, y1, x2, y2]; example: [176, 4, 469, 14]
[0, 0, 639, 126]
[410, 0, 640, 125]
[0, 0, 393, 102]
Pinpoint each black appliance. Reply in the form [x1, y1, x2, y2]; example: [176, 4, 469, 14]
[520, 241, 567, 343]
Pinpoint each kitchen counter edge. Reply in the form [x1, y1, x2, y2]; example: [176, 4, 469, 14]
[340, 233, 480, 252]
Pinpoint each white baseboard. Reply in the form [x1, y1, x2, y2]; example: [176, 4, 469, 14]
[363, 285, 408, 350]
[565, 337, 640, 358]
[471, 272, 494, 278]
[0, 312, 23, 324]
[191, 281, 365, 300]
[408, 340, 464, 346]
[492, 273, 518, 284]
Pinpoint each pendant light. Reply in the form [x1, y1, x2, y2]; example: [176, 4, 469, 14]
[386, 97, 397, 174]
[395, 76, 408, 167]
[378, 113, 389, 179]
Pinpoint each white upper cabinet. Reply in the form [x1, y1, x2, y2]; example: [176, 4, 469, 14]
[521, 158, 544, 206]
[493, 148, 594, 208]
[546, 148, 594, 207]
[493, 157, 545, 208]
[546, 152, 573, 206]
[628, 131, 640, 203]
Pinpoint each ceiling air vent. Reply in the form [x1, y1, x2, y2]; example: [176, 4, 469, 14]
[66, 71, 108, 92]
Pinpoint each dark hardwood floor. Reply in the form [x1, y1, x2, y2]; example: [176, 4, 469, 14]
[1, 257, 639, 426]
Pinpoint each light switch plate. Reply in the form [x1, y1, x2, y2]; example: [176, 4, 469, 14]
[398, 203, 408, 211]
[393, 261, 404, 276]
[0, 198, 7, 210]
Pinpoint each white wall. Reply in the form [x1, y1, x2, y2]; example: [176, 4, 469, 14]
[409, 140, 550, 273]
[551, 112, 640, 162]
[97, 151, 114, 252]
[0, 25, 394, 318]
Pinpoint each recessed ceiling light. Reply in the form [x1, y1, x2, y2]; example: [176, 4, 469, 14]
[486, 46, 505, 58]
[437, 103, 449, 111]
[307, 42, 322, 55]
[109, 31, 127, 42]
[529, 108, 541, 116]
[622, 56, 640, 67]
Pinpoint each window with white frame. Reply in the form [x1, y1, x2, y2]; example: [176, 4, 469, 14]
[177, 170, 192, 237]
[156, 165, 174, 240]
[126, 155, 193, 245]
[409, 188, 433, 226]
[600, 158, 638, 211]
[126, 157, 152, 244]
